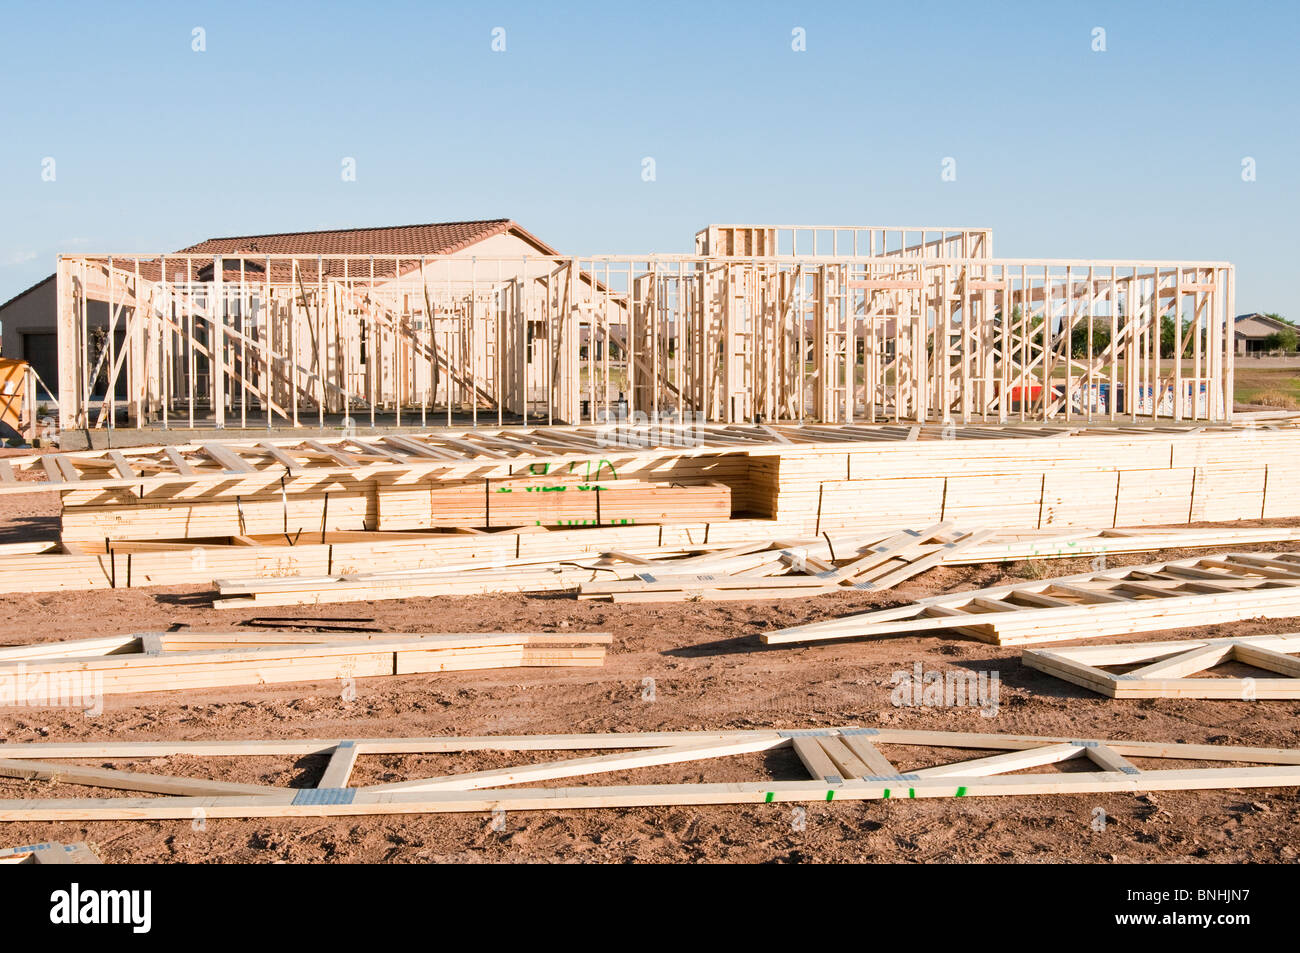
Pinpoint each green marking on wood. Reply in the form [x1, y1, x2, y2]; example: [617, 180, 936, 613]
[825, 790, 835, 801]
[764, 792, 774, 803]
[956, 786, 967, 797]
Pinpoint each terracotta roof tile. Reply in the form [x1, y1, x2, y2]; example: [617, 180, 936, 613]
[176, 219, 551, 258]
[88, 219, 562, 285]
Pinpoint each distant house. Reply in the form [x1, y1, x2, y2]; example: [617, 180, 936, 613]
[1234, 313, 1295, 355]
[0, 275, 56, 390]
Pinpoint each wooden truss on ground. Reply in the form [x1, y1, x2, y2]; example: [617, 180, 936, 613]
[0, 727, 1297, 821]
[762, 552, 1300, 647]
[576, 523, 993, 602]
[215, 524, 994, 607]
[0, 631, 609, 701]
[0, 841, 101, 864]
[1023, 633, 1300, 699]
[57, 245, 1235, 431]
[574, 525, 1300, 604]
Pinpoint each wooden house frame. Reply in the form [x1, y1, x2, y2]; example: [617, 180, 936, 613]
[54, 235, 1234, 432]
[693, 224, 993, 257]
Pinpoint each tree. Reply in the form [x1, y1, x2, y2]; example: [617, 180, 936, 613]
[1160, 315, 1178, 359]
[1070, 323, 1110, 358]
[1264, 328, 1298, 353]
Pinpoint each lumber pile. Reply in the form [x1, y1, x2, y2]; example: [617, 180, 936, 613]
[762, 551, 1300, 647]
[393, 478, 731, 529]
[213, 524, 995, 608]
[761, 426, 1300, 534]
[949, 526, 1300, 564]
[0, 727, 1297, 821]
[59, 489, 375, 544]
[577, 523, 992, 603]
[0, 519, 789, 595]
[59, 476, 732, 543]
[214, 563, 606, 607]
[11, 517, 1300, 602]
[1022, 633, 1300, 699]
[8, 421, 1300, 597]
[0, 631, 611, 699]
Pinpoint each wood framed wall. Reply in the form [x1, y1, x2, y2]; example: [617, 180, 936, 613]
[693, 224, 993, 258]
[56, 250, 1234, 431]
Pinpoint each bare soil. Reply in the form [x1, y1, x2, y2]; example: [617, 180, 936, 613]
[0, 487, 1298, 864]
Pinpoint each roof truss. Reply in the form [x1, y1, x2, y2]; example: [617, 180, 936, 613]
[0, 727, 1296, 821]
[762, 552, 1300, 646]
[1023, 633, 1300, 699]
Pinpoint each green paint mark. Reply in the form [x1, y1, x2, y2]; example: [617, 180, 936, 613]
[883, 789, 891, 799]
[764, 792, 774, 803]
[956, 786, 967, 797]
[825, 790, 835, 802]
[908, 789, 916, 799]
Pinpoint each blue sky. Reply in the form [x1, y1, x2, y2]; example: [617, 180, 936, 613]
[1, 0, 1296, 315]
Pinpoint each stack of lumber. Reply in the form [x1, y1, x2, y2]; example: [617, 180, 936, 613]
[11, 520, 1300, 600]
[1022, 633, 1300, 699]
[577, 523, 992, 602]
[52, 424, 1300, 544]
[59, 475, 732, 543]
[387, 478, 731, 529]
[1, 727, 1298, 821]
[214, 562, 607, 607]
[10, 422, 1300, 597]
[762, 427, 1300, 534]
[0, 519, 783, 594]
[762, 551, 1300, 647]
[949, 526, 1300, 563]
[59, 488, 373, 543]
[0, 631, 611, 698]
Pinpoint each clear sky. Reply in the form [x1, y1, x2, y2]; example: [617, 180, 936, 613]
[1, 0, 1296, 316]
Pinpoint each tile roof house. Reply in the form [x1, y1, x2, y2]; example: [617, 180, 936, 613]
[0, 220, 561, 394]
[181, 220, 561, 282]
[1234, 313, 1296, 355]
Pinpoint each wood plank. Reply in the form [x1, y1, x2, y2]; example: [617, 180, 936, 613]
[317, 741, 360, 789]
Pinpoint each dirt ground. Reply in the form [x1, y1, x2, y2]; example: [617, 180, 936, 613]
[0, 488, 1298, 864]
